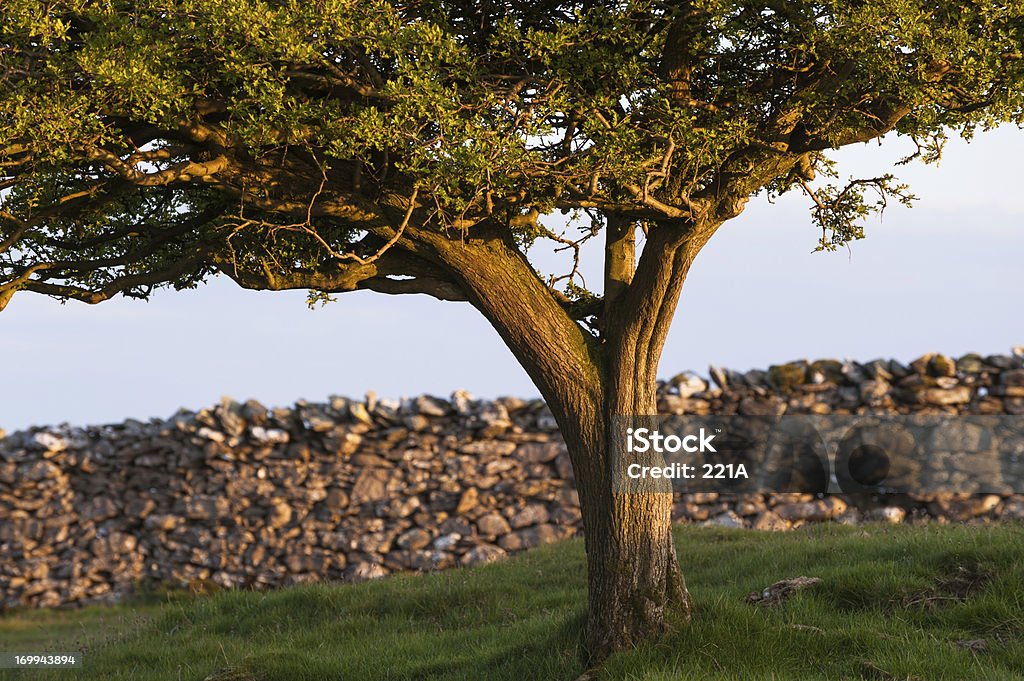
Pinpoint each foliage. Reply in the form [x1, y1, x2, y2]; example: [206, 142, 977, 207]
[2, 0, 1022, 315]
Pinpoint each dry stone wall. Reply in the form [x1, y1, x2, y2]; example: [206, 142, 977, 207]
[2, 349, 1024, 610]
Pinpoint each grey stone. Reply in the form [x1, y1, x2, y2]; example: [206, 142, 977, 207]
[350, 562, 389, 581]
[775, 498, 847, 522]
[267, 501, 293, 529]
[518, 524, 566, 548]
[185, 495, 230, 520]
[460, 544, 507, 566]
[868, 506, 906, 524]
[250, 426, 290, 445]
[518, 442, 564, 463]
[81, 496, 119, 522]
[20, 460, 61, 481]
[509, 504, 549, 529]
[351, 469, 392, 504]
[433, 533, 461, 551]
[451, 390, 474, 415]
[396, 528, 432, 550]
[196, 427, 226, 443]
[32, 432, 67, 452]
[670, 372, 708, 398]
[476, 513, 511, 537]
[415, 395, 451, 417]
[704, 511, 745, 528]
[752, 511, 791, 531]
[348, 402, 373, 425]
[922, 386, 972, 406]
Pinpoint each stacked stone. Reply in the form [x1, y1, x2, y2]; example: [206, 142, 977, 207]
[659, 351, 1024, 417]
[1, 450, 78, 607]
[1, 349, 1022, 610]
[0, 392, 580, 609]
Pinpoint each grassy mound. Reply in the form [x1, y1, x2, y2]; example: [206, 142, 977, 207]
[3, 524, 1023, 680]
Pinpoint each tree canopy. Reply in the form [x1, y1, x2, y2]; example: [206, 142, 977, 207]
[2, 0, 1022, 321]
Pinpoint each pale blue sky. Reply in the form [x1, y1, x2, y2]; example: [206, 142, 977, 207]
[1, 127, 1022, 431]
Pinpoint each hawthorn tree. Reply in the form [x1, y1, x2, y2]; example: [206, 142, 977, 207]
[2, 0, 1022, 657]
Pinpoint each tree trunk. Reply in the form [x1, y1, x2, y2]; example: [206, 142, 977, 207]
[554, 354, 694, 661]
[580, 464, 692, 660]
[405, 223, 711, 660]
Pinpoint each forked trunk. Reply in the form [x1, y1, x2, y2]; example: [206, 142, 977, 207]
[417, 225, 708, 660]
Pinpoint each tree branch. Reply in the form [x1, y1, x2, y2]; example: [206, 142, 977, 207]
[87, 147, 230, 186]
[357, 274, 467, 301]
[603, 214, 635, 321]
[3, 252, 205, 312]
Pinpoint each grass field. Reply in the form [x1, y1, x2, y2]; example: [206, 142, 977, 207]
[2, 523, 1023, 680]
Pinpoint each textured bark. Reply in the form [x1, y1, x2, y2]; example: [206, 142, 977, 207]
[405, 222, 718, 659]
[564, 377, 695, 661]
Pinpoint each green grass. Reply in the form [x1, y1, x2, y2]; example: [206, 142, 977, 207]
[2, 524, 1023, 680]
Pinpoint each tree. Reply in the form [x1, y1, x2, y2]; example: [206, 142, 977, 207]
[2, 0, 1022, 659]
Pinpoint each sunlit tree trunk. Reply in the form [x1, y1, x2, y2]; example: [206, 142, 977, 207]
[414, 218, 715, 658]
[557, 363, 693, 660]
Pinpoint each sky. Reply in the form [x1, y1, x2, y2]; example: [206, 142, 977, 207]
[1, 127, 1022, 432]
